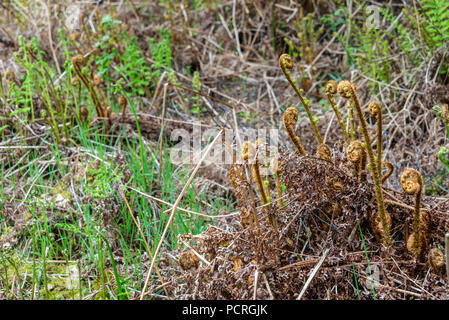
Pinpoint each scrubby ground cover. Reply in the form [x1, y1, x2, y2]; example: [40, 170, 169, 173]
[0, 0, 448, 300]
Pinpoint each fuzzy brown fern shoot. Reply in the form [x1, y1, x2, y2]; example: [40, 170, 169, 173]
[247, 142, 269, 206]
[93, 74, 108, 117]
[347, 102, 357, 141]
[119, 95, 127, 118]
[279, 54, 322, 144]
[325, 80, 349, 143]
[71, 55, 105, 118]
[106, 106, 112, 127]
[69, 32, 83, 55]
[71, 76, 81, 105]
[338, 80, 391, 247]
[79, 106, 89, 123]
[368, 101, 383, 179]
[347, 140, 367, 182]
[283, 107, 306, 155]
[80, 13, 93, 51]
[400, 168, 430, 260]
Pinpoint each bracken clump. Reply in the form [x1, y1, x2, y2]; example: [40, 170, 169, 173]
[160, 55, 449, 300]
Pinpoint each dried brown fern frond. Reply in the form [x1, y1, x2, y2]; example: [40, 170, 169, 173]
[164, 55, 449, 300]
[346, 140, 367, 182]
[315, 143, 333, 163]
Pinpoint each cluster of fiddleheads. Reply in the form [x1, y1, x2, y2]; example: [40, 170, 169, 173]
[71, 55, 106, 119]
[229, 53, 438, 266]
[337, 80, 392, 247]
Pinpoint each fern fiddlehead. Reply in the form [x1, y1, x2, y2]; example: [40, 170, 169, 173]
[368, 101, 383, 178]
[400, 168, 430, 260]
[325, 80, 349, 143]
[283, 107, 306, 155]
[347, 140, 367, 182]
[279, 54, 322, 144]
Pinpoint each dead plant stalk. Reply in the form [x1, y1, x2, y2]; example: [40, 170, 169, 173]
[140, 129, 223, 300]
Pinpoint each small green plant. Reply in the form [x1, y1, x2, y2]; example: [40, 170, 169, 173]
[418, 0, 449, 50]
[11, 36, 73, 142]
[438, 147, 449, 173]
[148, 28, 173, 87]
[190, 71, 205, 117]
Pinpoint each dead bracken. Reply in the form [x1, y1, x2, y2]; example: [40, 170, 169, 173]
[158, 54, 449, 300]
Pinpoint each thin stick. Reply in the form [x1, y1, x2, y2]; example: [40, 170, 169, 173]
[140, 129, 223, 300]
[158, 83, 168, 182]
[126, 185, 239, 219]
[253, 268, 259, 300]
[181, 240, 210, 266]
[150, 71, 167, 111]
[262, 273, 274, 300]
[279, 258, 321, 271]
[232, 0, 243, 58]
[119, 189, 169, 298]
[45, 0, 61, 74]
[168, 83, 234, 109]
[297, 248, 329, 300]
